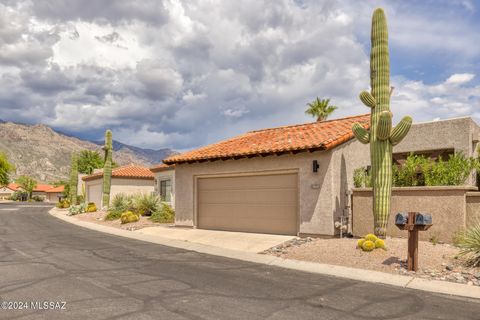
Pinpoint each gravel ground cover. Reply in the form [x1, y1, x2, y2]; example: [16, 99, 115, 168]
[263, 237, 480, 286]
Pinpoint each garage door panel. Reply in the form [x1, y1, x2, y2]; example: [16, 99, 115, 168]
[199, 188, 297, 204]
[87, 184, 102, 207]
[198, 174, 296, 190]
[197, 173, 297, 235]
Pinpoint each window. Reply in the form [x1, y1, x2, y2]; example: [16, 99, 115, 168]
[159, 179, 171, 202]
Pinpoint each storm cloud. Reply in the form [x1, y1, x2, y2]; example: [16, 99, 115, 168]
[0, 0, 478, 150]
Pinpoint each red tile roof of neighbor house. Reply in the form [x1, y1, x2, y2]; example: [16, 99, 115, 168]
[82, 165, 154, 181]
[5, 183, 20, 191]
[163, 114, 371, 164]
[150, 163, 175, 173]
[45, 185, 65, 193]
[34, 184, 54, 192]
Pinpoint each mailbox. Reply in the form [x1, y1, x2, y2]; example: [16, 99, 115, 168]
[415, 213, 432, 226]
[395, 213, 408, 225]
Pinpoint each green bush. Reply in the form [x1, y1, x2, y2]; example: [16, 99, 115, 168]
[454, 222, 480, 267]
[120, 211, 139, 224]
[133, 193, 160, 216]
[422, 153, 477, 186]
[76, 195, 85, 205]
[105, 193, 132, 220]
[32, 195, 44, 202]
[150, 203, 175, 223]
[86, 202, 97, 212]
[353, 167, 372, 188]
[10, 191, 27, 201]
[393, 153, 427, 187]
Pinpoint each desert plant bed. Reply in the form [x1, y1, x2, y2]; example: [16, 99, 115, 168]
[263, 237, 480, 286]
[63, 209, 169, 231]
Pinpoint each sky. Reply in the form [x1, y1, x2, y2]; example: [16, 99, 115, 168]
[0, 0, 479, 151]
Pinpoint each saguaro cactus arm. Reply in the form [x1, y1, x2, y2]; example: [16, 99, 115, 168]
[390, 116, 412, 145]
[359, 91, 376, 108]
[352, 123, 370, 144]
[376, 111, 392, 140]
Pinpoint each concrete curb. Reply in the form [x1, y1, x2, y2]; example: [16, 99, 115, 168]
[49, 208, 480, 300]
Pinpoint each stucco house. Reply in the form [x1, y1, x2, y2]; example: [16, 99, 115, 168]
[82, 165, 154, 207]
[45, 185, 65, 202]
[150, 163, 175, 208]
[32, 184, 55, 199]
[163, 114, 371, 236]
[0, 183, 19, 199]
[163, 114, 480, 237]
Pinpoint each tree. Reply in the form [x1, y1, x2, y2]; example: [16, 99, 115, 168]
[77, 150, 104, 174]
[0, 152, 15, 186]
[69, 153, 78, 204]
[305, 97, 338, 121]
[16, 176, 37, 200]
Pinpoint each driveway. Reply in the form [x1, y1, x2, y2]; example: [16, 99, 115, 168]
[0, 203, 479, 319]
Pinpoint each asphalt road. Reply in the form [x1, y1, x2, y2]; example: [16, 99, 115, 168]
[0, 203, 479, 320]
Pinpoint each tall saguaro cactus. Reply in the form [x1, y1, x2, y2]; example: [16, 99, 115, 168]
[69, 152, 78, 205]
[102, 130, 113, 208]
[352, 8, 412, 238]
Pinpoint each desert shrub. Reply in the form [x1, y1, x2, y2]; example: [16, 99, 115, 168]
[393, 153, 427, 187]
[362, 240, 375, 252]
[454, 222, 480, 267]
[105, 193, 132, 220]
[76, 195, 85, 205]
[120, 211, 140, 224]
[11, 191, 27, 201]
[150, 203, 175, 223]
[56, 199, 70, 208]
[422, 153, 477, 186]
[86, 202, 97, 212]
[32, 195, 44, 202]
[133, 193, 160, 216]
[353, 167, 372, 188]
[67, 203, 86, 216]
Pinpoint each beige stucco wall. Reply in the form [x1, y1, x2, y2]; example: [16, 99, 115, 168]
[0, 187, 14, 199]
[84, 178, 154, 207]
[174, 138, 369, 236]
[466, 192, 480, 226]
[46, 192, 63, 202]
[352, 186, 477, 243]
[153, 169, 175, 208]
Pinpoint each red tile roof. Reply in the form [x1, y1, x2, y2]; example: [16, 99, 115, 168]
[82, 165, 154, 181]
[150, 163, 175, 173]
[5, 183, 20, 191]
[164, 114, 370, 164]
[34, 184, 54, 192]
[45, 185, 65, 193]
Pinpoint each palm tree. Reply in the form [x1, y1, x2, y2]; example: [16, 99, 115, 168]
[305, 97, 338, 121]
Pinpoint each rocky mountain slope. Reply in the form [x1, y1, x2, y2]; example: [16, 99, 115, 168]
[0, 122, 176, 182]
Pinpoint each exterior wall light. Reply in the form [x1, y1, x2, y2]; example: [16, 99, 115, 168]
[313, 160, 320, 173]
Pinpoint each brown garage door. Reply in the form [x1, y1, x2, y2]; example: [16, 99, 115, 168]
[197, 173, 298, 235]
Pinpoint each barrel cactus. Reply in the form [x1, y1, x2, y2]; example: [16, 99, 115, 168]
[102, 130, 113, 208]
[352, 8, 412, 238]
[362, 240, 376, 252]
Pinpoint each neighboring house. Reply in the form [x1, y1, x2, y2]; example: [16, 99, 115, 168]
[0, 183, 20, 199]
[150, 164, 175, 208]
[45, 185, 65, 203]
[163, 114, 371, 236]
[82, 165, 154, 208]
[32, 184, 55, 199]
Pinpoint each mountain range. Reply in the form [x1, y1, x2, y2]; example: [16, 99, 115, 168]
[0, 121, 176, 182]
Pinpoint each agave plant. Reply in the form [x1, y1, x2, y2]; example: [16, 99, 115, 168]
[454, 221, 480, 267]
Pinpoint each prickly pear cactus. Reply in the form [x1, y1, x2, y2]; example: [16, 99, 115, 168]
[102, 130, 113, 208]
[352, 8, 412, 238]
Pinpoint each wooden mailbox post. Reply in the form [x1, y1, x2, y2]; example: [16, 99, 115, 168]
[394, 212, 433, 271]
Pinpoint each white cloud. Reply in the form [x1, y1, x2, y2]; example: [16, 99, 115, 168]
[445, 73, 475, 85]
